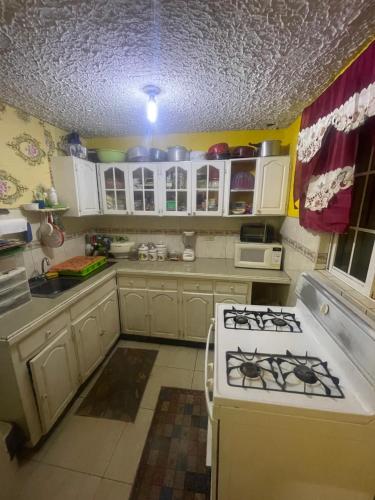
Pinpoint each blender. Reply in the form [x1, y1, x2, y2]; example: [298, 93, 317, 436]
[182, 231, 196, 261]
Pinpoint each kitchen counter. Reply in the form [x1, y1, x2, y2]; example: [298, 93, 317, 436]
[0, 266, 116, 342]
[0, 258, 290, 342]
[115, 258, 291, 283]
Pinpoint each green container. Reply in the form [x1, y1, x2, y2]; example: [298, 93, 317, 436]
[97, 149, 125, 163]
[59, 257, 107, 277]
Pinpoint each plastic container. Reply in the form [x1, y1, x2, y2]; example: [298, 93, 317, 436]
[0, 280, 30, 301]
[0, 290, 31, 316]
[138, 244, 149, 261]
[97, 149, 125, 163]
[50, 256, 107, 276]
[0, 267, 27, 290]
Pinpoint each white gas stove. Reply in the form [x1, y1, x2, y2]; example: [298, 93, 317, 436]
[205, 273, 375, 500]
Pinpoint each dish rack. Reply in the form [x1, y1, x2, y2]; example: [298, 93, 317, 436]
[0, 267, 31, 316]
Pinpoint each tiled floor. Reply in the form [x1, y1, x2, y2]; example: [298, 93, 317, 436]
[2, 340, 206, 500]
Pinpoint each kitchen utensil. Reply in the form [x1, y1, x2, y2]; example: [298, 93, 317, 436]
[22, 203, 39, 211]
[110, 241, 135, 259]
[190, 150, 207, 160]
[97, 149, 126, 163]
[49, 256, 107, 276]
[42, 214, 64, 248]
[206, 152, 230, 160]
[231, 145, 257, 158]
[258, 140, 281, 157]
[231, 171, 254, 190]
[127, 146, 149, 162]
[208, 143, 229, 155]
[167, 146, 189, 162]
[149, 148, 167, 162]
[40, 219, 53, 238]
[182, 231, 196, 262]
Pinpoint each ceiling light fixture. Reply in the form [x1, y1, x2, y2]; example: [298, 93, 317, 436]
[143, 85, 160, 124]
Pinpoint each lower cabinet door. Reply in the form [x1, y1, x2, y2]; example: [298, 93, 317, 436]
[214, 294, 247, 305]
[72, 306, 104, 382]
[148, 290, 179, 338]
[99, 290, 120, 354]
[119, 288, 149, 335]
[182, 292, 213, 342]
[29, 327, 79, 433]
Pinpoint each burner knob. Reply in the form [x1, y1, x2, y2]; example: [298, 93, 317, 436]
[320, 303, 329, 315]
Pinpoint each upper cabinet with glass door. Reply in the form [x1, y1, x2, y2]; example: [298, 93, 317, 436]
[223, 158, 257, 216]
[192, 161, 225, 216]
[128, 164, 159, 215]
[160, 162, 191, 216]
[98, 164, 129, 214]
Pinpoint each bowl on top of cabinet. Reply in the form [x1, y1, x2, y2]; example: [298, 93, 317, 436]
[97, 149, 126, 163]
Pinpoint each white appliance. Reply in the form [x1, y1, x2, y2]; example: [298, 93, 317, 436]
[205, 272, 375, 500]
[234, 241, 282, 269]
[182, 231, 196, 262]
[110, 241, 135, 259]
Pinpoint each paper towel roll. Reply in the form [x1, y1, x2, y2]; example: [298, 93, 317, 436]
[0, 218, 28, 235]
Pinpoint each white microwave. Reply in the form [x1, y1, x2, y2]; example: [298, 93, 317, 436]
[234, 242, 283, 269]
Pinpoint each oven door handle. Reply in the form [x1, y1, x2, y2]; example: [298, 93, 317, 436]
[204, 319, 214, 421]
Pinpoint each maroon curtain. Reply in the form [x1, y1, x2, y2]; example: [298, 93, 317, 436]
[294, 41, 375, 233]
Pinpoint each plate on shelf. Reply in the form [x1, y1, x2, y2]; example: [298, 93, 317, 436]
[231, 208, 246, 215]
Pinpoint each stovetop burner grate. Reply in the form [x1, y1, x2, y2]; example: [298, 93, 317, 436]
[224, 307, 302, 333]
[226, 348, 344, 398]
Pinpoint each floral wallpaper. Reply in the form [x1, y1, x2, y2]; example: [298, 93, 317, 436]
[0, 100, 67, 207]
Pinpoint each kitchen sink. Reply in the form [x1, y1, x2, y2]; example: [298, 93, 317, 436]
[29, 262, 116, 298]
[29, 276, 82, 297]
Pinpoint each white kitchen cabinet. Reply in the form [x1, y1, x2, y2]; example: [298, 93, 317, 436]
[192, 161, 225, 216]
[160, 162, 191, 215]
[253, 156, 290, 216]
[182, 292, 213, 342]
[119, 288, 149, 335]
[214, 294, 247, 305]
[29, 327, 79, 433]
[51, 157, 100, 216]
[223, 156, 290, 217]
[148, 290, 179, 338]
[72, 306, 104, 381]
[98, 290, 120, 353]
[128, 163, 159, 215]
[97, 163, 130, 214]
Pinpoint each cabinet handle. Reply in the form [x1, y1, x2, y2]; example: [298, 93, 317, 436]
[100, 331, 105, 336]
[161, 283, 165, 289]
[43, 394, 48, 400]
[196, 284, 200, 290]
[45, 329, 52, 338]
[230, 286, 234, 292]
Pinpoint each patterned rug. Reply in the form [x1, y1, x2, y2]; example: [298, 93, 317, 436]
[76, 347, 157, 422]
[130, 387, 210, 500]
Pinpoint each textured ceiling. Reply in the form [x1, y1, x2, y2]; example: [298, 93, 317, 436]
[0, 0, 374, 136]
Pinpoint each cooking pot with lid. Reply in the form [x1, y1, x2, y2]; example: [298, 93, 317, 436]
[248, 140, 281, 157]
[167, 146, 189, 161]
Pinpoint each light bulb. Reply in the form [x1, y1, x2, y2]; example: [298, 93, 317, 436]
[146, 95, 158, 123]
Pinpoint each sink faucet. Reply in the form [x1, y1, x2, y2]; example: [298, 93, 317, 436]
[41, 257, 50, 275]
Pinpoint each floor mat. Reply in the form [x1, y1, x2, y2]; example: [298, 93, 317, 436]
[130, 387, 210, 500]
[76, 347, 157, 422]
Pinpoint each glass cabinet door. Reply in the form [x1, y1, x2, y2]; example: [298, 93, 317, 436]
[162, 163, 191, 215]
[192, 161, 224, 216]
[99, 164, 129, 213]
[129, 164, 158, 215]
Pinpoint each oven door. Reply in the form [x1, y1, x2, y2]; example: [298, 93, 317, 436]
[204, 318, 215, 467]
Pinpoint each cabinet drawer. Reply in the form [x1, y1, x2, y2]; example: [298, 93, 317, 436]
[215, 281, 248, 295]
[117, 276, 147, 289]
[70, 278, 116, 320]
[148, 278, 178, 290]
[17, 312, 70, 361]
[183, 280, 213, 293]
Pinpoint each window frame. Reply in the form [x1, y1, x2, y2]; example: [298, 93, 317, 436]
[328, 133, 375, 300]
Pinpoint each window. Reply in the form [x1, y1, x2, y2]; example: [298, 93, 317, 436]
[329, 123, 375, 299]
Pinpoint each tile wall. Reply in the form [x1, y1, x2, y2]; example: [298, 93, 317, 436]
[280, 216, 331, 305]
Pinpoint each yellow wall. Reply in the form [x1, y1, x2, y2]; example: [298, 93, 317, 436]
[0, 102, 66, 208]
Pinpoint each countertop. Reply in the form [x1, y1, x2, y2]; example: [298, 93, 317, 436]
[0, 259, 290, 342]
[115, 258, 291, 283]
